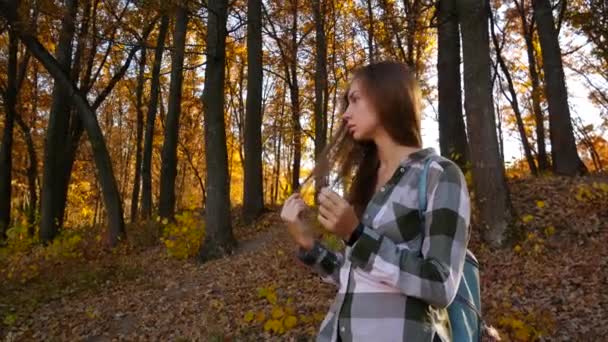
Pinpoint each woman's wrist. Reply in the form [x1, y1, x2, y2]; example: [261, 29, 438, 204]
[298, 236, 315, 251]
[344, 222, 364, 246]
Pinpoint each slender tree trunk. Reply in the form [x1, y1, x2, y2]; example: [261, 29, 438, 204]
[243, 0, 265, 224]
[458, 0, 513, 247]
[15, 115, 37, 234]
[516, 0, 550, 171]
[0, 27, 18, 240]
[437, 0, 470, 171]
[404, 0, 419, 69]
[160, 7, 189, 220]
[142, 14, 170, 219]
[18, 64, 39, 234]
[0, 0, 127, 247]
[131, 47, 147, 222]
[533, 0, 587, 175]
[198, 0, 236, 263]
[289, 0, 301, 192]
[366, 0, 375, 62]
[313, 0, 328, 204]
[490, 8, 538, 175]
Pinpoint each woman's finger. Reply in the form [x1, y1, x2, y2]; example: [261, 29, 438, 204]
[321, 187, 342, 206]
[317, 213, 333, 231]
[324, 188, 345, 206]
[318, 191, 338, 211]
[318, 203, 334, 221]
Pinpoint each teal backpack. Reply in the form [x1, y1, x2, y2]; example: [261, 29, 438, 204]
[418, 157, 485, 342]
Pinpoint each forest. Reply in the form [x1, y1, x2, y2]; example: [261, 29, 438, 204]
[0, 0, 606, 340]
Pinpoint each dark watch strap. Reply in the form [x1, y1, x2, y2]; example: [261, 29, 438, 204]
[345, 222, 364, 246]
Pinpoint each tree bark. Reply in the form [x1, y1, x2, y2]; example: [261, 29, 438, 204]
[490, 7, 538, 175]
[533, 0, 587, 175]
[515, 0, 550, 171]
[0, 26, 18, 240]
[198, 0, 236, 263]
[0, 0, 126, 247]
[458, 0, 513, 247]
[366, 0, 375, 62]
[243, 0, 265, 224]
[142, 14, 170, 219]
[437, 0, 470, 171]
[313, 0, 328, 204]
[289, 0, 301, 192]
[130, 47, 147, 222]
[38, 0, 78, 243]
[160, 7, 189, 220]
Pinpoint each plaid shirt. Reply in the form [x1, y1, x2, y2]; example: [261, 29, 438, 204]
[296, 147, 471, 342]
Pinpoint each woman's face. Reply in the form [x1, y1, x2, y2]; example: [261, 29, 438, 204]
[342, 78, 381, 141]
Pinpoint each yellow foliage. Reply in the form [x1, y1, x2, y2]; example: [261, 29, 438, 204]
[246, 285, 312, 335]
[498, 308, 555, 341]
[284, 315, 297, 329]
[535, 200, 545, 208]
[161, 211, 205, 259]
[313, 312, 326, 322]
[271, 306, 285, 319]
[521, 214, 534, 224]
[244, 311, 255, 323]
[267, 292, 278, 305]
[255, 311, 266, 323]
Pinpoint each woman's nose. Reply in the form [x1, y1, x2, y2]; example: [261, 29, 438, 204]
[342, 108, 351, 120]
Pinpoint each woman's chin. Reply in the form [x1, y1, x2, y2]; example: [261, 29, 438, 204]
[351, 130, 368, 141]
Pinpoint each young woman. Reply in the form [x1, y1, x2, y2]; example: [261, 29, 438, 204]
[280, 61, 471, 342]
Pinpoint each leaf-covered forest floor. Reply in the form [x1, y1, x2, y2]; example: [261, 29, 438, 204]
[1, 173, 607, 341]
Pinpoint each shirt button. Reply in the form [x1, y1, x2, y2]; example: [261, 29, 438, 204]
[400, 167, 405, 172]
[380, 186, 386, 192]
[341, 326, 345, 332]
[364, 214, 369, 219]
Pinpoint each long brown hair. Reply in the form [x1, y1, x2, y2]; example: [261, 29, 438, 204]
[301, 61, 423, 218]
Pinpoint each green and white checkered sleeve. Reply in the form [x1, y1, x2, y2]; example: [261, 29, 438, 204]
[348, 161, 470, 308]
[296, 240, 344, 287]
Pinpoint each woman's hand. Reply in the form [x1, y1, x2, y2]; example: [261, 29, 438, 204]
[280, 193, 314, 250]
[317, 187, 360, 240]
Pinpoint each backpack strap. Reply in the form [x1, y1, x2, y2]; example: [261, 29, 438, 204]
[417, 157, 496, 341]
[417, 156, 434, 222]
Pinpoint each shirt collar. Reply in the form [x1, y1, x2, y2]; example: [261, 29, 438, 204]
[398, 147, 437, 167]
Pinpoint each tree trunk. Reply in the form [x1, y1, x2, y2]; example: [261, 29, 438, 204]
[533, 0, 587, 175]
[0, 27, 18, 240]
[38, 0, 78, 243]
[16, 64, 39, 235]
[243, 0, 265, 224]
[131, 47, 147, 222]
[198, 0, 236, 263]
[437, 0, 470, 172]
[160, 7, 189, 220]
[313, 0, 328, 204]
[15, 115, 38, 234]
[516, 0, 550, 171]
[55, 23, 152, 234]
[0, 0, 126, 247]
[490, 7, 538, 175]
[142, 14, 170, 219]
[366, 0, 375, 62]
[458, 0, 513, 248]
[289, 0, 301, 192]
